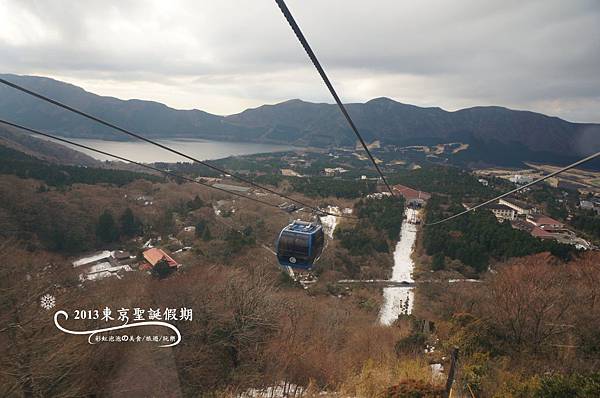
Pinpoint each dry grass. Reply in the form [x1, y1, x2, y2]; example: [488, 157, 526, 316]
[339, 357, 439, 397]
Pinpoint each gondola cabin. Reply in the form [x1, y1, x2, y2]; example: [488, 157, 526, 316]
[276, 220, 324, 269]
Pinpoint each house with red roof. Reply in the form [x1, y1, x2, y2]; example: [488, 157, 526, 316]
[141, 248, 179, 271]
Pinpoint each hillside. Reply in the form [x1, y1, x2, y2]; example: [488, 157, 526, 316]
[0, 123, 99, 166]
[1, 74, 599, 166]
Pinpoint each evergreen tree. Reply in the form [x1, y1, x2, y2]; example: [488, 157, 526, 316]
[202, 227, 212, 241]
[431, 253, 445, 271]
[96, 210, 119, 243]
[156, 210, 176, 236]
[195, 221, 206, 238]
[151, 258, 174, 279]
[187, 195, 205, 211]
[119, 208, 139, 237]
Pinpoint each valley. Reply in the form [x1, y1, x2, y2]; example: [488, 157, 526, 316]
[2, 128, 600, 396]
[2, 1, 599, 396]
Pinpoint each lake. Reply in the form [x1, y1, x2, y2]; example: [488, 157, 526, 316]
[57, 138, 301, 163]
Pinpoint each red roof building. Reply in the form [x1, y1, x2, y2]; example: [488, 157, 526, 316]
[392, 184, 431, 202]
[142, 248, 178, 268]
[531, 226, 556, 239]
[527, 215, 563, 230]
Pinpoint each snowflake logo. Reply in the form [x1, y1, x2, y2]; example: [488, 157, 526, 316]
[40, 294, 56, 310]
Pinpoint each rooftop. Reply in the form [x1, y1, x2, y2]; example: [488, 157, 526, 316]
[143, 248, 178, 268]
[487, 203, 515, 211]
[500, 198, 535, 209]
[392, 184, 431, 201]
[284, 221, 322, 234]
[528, 214, 563, 226]
[212, 183, 251, 193]
[531, 226, 556, 238]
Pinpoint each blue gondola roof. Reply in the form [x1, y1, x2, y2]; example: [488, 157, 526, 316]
[283, 221, 322, 234]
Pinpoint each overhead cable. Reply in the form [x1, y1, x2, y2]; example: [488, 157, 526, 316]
[0, 118, 291, 212]
[426, 151, 600, 225]
[274, 0, 395, 196]
[0, 77, 353, 219]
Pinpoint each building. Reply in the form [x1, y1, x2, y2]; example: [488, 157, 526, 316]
[509, 174, 534, 184]
[530, 226, 557, 240]
[281, 169, 302, 177]
[112, 250, 132, 261]
[142, 248, 179, 270]
[136, 195, 154, 206]
[488, 203, 517, 221]
[212, 183, 252, 193]
[195, 176, 222, 183]
[323, 167, 348, 176]
[499, 198, 537, 215]
[526, 214, 564, 231]
[79, 262, 133, 282]
[512, 216, 588, 248]
[478, 178, 489, 186]
[512, 218, 557, 241]
[580, 200, 595, 210]
[367, 192, 392, 200]
[72, 250, 112, 267]
[392, 184, 431, 207]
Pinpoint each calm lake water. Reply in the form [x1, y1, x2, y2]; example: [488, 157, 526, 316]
[57, 138, 300, 163]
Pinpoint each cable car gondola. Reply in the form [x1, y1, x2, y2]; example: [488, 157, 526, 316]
[276, 220, 324, 269]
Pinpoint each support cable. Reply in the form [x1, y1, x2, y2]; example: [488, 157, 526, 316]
[274, 0, 395, 196]
[0, 77, 354, 218]
[426, 151, 600, 225]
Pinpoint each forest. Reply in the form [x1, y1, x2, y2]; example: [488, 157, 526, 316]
[0, 145, 161, 187]
[1, 144, 600, 396]
[253, 174, 377, 199]
[417, 251, 600, 397]
[422, 195, 576, 274]
[388, 166, 499, 201]
[572, 210, 600, 241]
[335, 196, 405, 256]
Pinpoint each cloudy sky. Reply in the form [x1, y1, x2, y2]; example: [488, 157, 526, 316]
[0, 0, 598, 122]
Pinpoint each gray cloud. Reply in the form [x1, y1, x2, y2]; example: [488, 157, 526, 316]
[0, 0, 598, 121]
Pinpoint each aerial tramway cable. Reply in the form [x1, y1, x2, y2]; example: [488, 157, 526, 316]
[3, 8, 591, 230]
[0, 77, 354, 219]
[425, 150, 600, 226]
[274, 0, 395, 197]
[273, 1, 600, 228]
[0, 118, 331, 270]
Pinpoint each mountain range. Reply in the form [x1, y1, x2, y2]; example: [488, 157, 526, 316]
[1, 74, 599, 167]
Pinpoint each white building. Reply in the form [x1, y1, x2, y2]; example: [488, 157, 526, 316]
[509, 174, 534, 184]
[488, 203, 517, 221]
[580, 200, 595, 210]
[499, 198, 537, 215]
[323, 167, 348, 176]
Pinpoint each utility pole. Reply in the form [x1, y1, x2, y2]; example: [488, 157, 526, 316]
[443, 347, 459, 398]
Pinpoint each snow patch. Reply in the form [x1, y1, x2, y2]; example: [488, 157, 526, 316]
[430, 363, 445, 382]
[72, 251, 111, 267]
[319, 206, 341, 239]
[379, 209, 418, 325]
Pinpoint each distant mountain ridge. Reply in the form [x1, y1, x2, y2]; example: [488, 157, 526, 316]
[1, 74, 599, 166]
